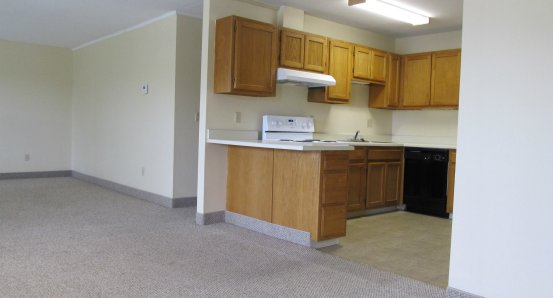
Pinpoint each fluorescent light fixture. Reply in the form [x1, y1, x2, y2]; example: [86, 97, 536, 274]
[348, 0, 430, 26]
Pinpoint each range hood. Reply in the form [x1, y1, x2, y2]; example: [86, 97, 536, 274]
[276, 68, 336, 88]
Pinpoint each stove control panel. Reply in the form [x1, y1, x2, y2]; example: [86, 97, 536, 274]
[262, 115, 315, 133]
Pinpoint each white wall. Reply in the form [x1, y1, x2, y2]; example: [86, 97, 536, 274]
[449, 1, 553, 297]
[197, 0, 396, 215]
[0, 40, 72, 173]
[72, 16, 178, 197]
[173, 15, 202, 198]
[392, 30, 462, 145]
[394, 30, 462, 55]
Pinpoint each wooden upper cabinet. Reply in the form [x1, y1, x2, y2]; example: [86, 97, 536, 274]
[214, 16, 278, 97]
[304, 35, 328, 72]
[431, 49, 461, 107]
[401, 52, 432, 107]
[279, 28, 327, 73]
[371, 50, 387, 82]
[308, 39, 353, 104]
[369, 53, 401, 109]
[353, 46, 387, 83]
[353, 46, 372, 80]
[280, 30, 304, 69]
[327, 39, 353, 101]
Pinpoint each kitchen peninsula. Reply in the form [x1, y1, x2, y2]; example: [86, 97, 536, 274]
[208, 127, 457, 247]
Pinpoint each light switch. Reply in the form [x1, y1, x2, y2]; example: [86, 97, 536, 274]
[142, 84, 149, 94]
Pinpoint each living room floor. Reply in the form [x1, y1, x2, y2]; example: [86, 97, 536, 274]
[318, 211, 452, 288]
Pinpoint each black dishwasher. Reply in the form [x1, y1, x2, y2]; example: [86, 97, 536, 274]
[403, 147, 449, 218]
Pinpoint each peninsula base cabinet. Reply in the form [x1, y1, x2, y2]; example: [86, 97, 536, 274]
[227, 146, 348, 242]
[347, 147, 404, 212]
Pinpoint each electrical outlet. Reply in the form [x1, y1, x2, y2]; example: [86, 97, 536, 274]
[24, 154, 30, 162]
[141, 167, 146, 176]
[195, 111, 200, 122]
[366, 118, 373, 128]
[234, 112, 242, 123]
[142, 84, 149, 94]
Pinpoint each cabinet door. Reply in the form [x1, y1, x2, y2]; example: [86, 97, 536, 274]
[347, 163, 367, 211]
[328, 40, 353, 101]
[387, 54, 401, 107]
[401, 53, 432, 107]
[304, 35, 327, 73]
[370, 49, 387, 82]
[234, 18, 277, 95]
[384, 162, 402, 206]
[368, 53, 399, 109]
[320, 205, 347, 240]
[353, 46, 371, 80]
[280, 29, 304, 69]
[366, 162, 386, 209]
[431, 49, 461, 107]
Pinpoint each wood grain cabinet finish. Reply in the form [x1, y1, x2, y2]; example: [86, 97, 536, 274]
[369, 53, 401, 109]
[353, 45, 387, 83]
[447, 150, 457, 214]
[214, 16, 278, 97]
[279, 28, 328, 73]
[347, 148, 367, 212]
[346, 147, 404, 212]
[226, 146, 274, 222]
[401, 52, 432, 107]
[227, 146, 348, 242]
[366, 148, 404, 209]
[399, 49, 461, 109]
[431, 49, 461, 107]
[308, 39, 353, 104]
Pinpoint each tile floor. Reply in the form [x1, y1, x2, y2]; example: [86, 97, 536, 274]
[319, 211, 452, 288]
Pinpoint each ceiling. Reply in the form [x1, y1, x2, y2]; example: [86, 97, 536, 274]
[255, 0, 463, 37]
[0, 0, 462, 49]
[0, 0, 203, 49]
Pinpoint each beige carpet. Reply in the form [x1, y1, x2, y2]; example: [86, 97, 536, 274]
[0, 177, 445, 297]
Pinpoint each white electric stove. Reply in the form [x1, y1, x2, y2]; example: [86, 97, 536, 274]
[261, 115, 338, 143]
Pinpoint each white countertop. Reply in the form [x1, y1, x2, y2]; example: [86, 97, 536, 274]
[207, 139, 354, 151]
[206, 129, 456, 151]
[207, 138, 456, 151]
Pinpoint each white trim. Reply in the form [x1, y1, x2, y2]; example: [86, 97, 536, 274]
[72, 11, 177, 51]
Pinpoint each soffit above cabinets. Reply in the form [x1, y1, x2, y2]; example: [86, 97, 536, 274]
[253, 0, 463, 37]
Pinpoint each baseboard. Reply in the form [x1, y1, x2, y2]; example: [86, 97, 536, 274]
[347, 206, 399, 219]
[446, 287, 484, 298]
[225, 211, 338, 248]
[0, 170, 72, 180]
[196, 211, 225, 225]
[71, 171, 196, 208]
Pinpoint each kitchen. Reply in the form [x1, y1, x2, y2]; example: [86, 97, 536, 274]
[198, 0, 461, 288]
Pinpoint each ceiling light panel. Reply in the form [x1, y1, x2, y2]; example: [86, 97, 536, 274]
[349, 0, 430, 26]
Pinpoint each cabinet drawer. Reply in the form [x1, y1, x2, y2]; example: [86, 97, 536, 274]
[323, 151, 349, 171]
[348, 148, 366, 163]
[367, 148, 403, 161]
[320, 205, 346, 239]
[322, 172, 348, 205]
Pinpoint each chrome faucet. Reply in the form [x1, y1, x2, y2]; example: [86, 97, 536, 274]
[351, 130, 365, 142]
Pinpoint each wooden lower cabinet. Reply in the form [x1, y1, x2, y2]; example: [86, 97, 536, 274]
[226, 146, 274, 222]
[447, 150, 457, 213]
[347, 163, 367, 211]
[347, 147, 404, 212]
[227, 146, 348, 242]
